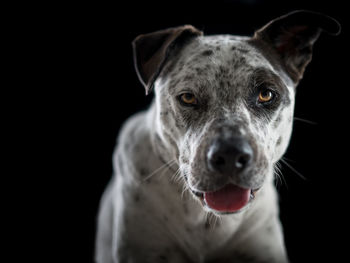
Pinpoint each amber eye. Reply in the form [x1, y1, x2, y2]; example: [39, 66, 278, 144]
[179, 93, 198, 106]
[258, 89, 274, 103]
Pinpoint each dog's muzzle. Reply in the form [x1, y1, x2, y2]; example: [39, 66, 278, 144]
[192, 136, 259, 213]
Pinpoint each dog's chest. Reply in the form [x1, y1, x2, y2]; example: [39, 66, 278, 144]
[140, 177, 244, 259]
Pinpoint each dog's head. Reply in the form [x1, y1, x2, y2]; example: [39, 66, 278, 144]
[133, 11, 340, 214]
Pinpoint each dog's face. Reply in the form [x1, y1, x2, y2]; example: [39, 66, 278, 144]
[132, 11, 340, 214]
[153, 36, 294, 213]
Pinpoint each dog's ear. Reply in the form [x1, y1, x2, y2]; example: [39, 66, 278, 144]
[132, 25, 203, 95]
[253, 10, 340, 83]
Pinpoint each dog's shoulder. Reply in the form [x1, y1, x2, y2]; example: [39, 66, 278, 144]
[118, 109, 152, 149]
[112, 104, 158, 179]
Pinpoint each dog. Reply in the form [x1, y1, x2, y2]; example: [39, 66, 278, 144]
[95, 11, 340, 263]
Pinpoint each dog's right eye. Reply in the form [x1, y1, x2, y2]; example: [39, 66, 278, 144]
[178, 93, 198, 107]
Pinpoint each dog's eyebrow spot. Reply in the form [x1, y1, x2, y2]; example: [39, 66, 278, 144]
[251, 68, 291, 105]
[201, 49, 213, 56]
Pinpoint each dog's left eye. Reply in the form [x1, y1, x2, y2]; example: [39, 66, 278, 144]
[178, 93, 198, 106]
[257, 89, 275, 103]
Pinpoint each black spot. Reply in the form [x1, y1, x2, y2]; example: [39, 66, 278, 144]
[204, 64, 211, 70]
[232, 56, 246, 66]
[218, 65, 227, 74]
[180, 155, 189, 164]
[145, 178, 152, 184]
[201, 49, 213, 56]
[266, 225, 274, 233]
[140, 168, 148, 176]
[169, 78, 180, 88]
[158, 255, 168, 262]
[183, 75, 194, 82]
[216, 46, 221, 51]
[134, 193, 141, 202]
[232, 47, 250, 54]
[204, 219, 210, 230]
[273, 115, 282, 128]
[276, 136, 282, 146]
[170, 71, 178, 80]
[195, 67, 204, 75]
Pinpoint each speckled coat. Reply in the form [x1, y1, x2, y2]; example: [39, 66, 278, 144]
[95, 11, 340, 263]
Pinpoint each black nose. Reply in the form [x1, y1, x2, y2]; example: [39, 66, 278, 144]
[207, 136, 253, 176]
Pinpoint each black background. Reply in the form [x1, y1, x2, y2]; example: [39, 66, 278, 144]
[21, 0, 349, 262]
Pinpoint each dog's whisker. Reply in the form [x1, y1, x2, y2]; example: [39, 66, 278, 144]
[210, 212, 222, 230]
[202, 210, 219, 231]
[170, 168, 181, 182]
[204, 211, 210, 229]
[142, 159, 177, 182]
[273, 163, 281, 187]
[274, 161, 288, 189]
[181, 184, 190, 200]
[282, 157, 296, 163]
[181, 177, 193, 201]
[174, 170, 186, 188]
[213, 215, 218, 229]
[280, 158, 307, 181]
[293, 116, 317, 125]
[212, 213, 222, 229]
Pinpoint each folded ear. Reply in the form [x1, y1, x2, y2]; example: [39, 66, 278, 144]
[132, 25, 203, 95]
[253, 10, 341, 83]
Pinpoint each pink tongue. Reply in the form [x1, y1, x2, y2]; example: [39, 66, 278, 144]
[204, 184, 251, 212]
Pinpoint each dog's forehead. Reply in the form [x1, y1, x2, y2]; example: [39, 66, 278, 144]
[167, 35, 287, 96]
[182, 35, 274, 72]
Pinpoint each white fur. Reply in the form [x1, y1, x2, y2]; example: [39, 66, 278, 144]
[96, 35, 292, 263]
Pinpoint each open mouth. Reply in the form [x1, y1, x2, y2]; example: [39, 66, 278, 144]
[191, 184, 259, 214]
